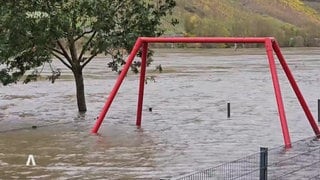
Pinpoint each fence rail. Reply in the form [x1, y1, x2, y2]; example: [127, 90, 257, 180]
[171, 151, 261, 180]
[168, 136, 320, 180]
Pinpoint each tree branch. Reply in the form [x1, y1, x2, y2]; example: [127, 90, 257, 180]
[75, 30, 94, 41]
[68, 36, 78, 63]
[56, 40, 73, 66]
[51, 52, 72, 70]
[81, 52, 98, 69]
[78, 31, 97, 62]
[51, 48, 64, 56]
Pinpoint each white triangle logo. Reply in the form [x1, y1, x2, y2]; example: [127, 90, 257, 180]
[26, 154, 36, 166]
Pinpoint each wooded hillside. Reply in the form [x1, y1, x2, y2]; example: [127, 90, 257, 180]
[164, 0, 320, 46]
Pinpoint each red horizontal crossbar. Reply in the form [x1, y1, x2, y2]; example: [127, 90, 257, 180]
[140, 37, 273, 44]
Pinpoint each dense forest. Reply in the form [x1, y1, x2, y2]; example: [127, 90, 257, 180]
[163, 0, 320, 47]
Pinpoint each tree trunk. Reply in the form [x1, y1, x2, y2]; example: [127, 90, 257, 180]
[73, 68, 87, 112]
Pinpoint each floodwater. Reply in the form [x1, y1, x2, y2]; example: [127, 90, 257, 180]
[0, 47, 320, 179]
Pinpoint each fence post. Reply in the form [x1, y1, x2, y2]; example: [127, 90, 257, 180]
[227, 102, 231, 118]
[260, 147, 268, 180]
[318, 99, 320, 123]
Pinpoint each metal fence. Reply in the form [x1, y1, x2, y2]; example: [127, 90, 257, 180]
[268, 140, 320, 179]
[167, 136, 320, 180]
[169, 150, 262, 180]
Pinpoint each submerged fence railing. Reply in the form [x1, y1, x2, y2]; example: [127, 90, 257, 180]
[167, 136, 320, 180]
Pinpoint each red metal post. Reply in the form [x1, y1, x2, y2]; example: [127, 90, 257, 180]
[136, 43, 148, 126]
[265, 39, 292, 148]
[91, 38, 143, 133]
[272, 41, 320, 137]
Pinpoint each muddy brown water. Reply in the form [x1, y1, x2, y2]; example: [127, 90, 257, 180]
[1, 48, 320, 179]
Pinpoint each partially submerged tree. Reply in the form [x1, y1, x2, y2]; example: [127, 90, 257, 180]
[0, 0, 177, 112]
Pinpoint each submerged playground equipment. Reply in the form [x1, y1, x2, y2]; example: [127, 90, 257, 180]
[92, 37, 320, 148]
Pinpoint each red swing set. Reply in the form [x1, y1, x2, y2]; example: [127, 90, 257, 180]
[91, 37, 320, 148]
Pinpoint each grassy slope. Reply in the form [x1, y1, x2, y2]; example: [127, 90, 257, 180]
[163, 0, 320, 46]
